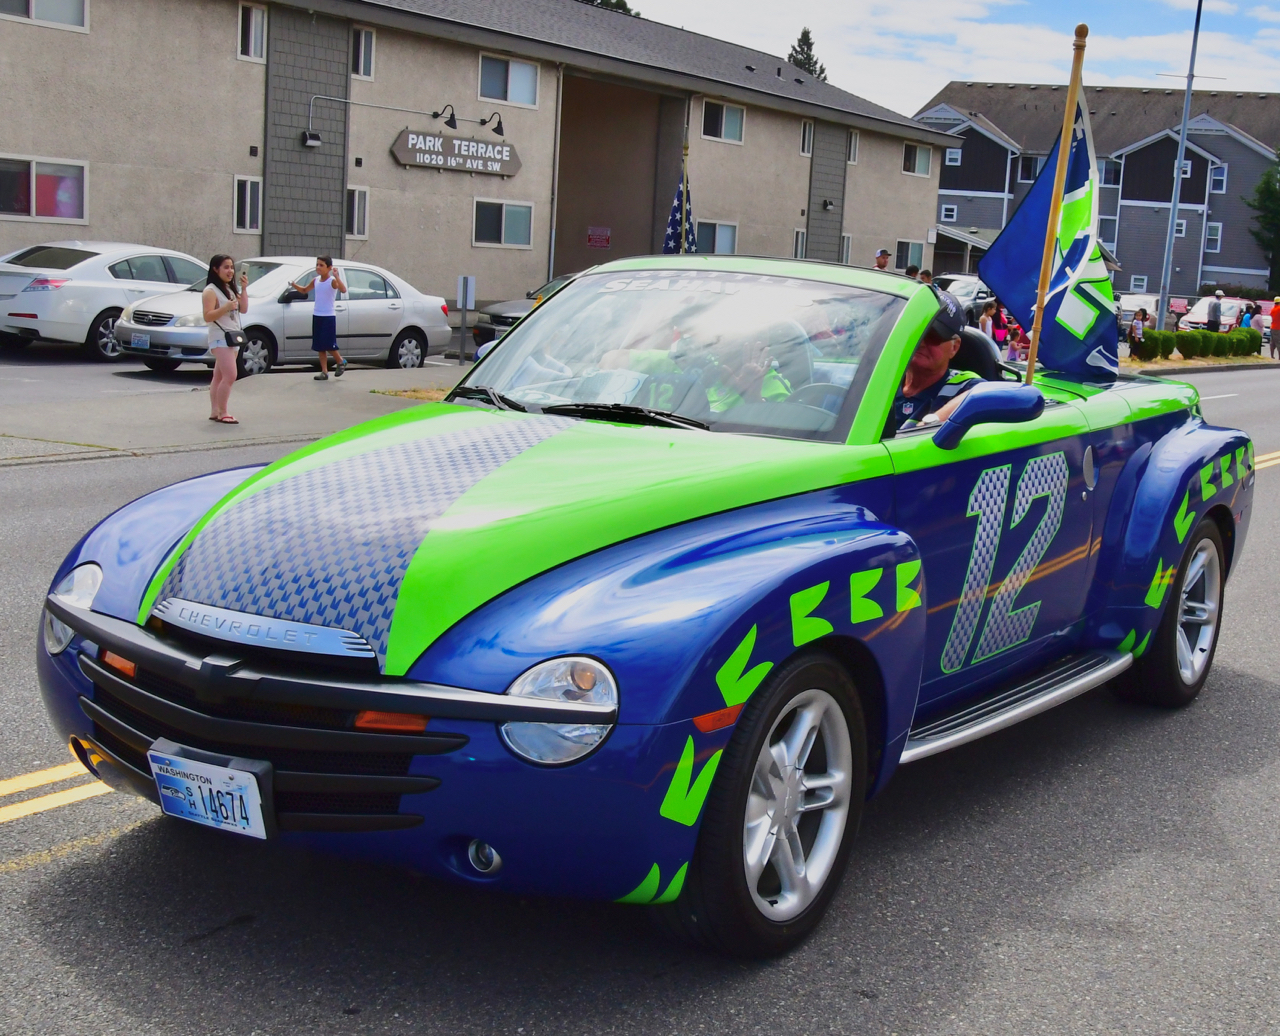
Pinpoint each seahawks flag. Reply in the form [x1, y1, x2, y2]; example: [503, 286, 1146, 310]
[978, 101, 1118, 378]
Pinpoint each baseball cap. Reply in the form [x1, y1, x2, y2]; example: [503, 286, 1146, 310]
[927, 288, 966, 340]
[1215, 289, 1225, 296]
[875, 248, 891, 257]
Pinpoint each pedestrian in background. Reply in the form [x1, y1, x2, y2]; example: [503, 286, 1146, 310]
[991, 299, 1012, 359]
[1207, 289, 1223, 333]
[203, 254, 247, 424]
[289, 257, 348, 380]
[1271, 299, 1279, 358]
[904, 264, 920, 281]
[919, 269, 934, 285]
[979, 300, 996, 337]
[873, 249, 890, 270]
[1130, 307, 1149, 348]
[1241, 304, 1253, 330]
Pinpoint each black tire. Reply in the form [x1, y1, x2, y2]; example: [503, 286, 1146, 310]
[387, 328, 425, 369]
[654, 652, 867, 958]
[83, 309, 124, 362]
[142, 358, 181, 372]
[236, 327, 275, 378]
[1118, 517, 1226, 708]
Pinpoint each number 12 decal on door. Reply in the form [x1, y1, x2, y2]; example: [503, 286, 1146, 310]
[940, 452, 1070, 673]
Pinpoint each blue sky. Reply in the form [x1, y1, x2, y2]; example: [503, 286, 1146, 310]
[637, 0, 1280, 115]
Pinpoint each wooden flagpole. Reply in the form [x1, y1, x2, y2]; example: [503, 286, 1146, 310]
[680, 142, 689, 254]
[1024, 23, 1089, 386]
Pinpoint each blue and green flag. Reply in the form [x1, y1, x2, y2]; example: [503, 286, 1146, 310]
[978, 101, 1118, 378]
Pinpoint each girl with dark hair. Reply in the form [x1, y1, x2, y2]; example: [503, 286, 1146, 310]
[203, 254, 248, 423]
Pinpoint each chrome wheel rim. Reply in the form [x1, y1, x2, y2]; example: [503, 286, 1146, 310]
[98, 317, 120, 357]
[1176, 539, 1221, 685]
[396, 336, 422, 368]
[241, 336, 270, 375]
[743, 688, 852, 922]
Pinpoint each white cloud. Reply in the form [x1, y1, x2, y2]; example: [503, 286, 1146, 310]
[1156, 0, 1238, 13]
[1250, 5, 1280, 21]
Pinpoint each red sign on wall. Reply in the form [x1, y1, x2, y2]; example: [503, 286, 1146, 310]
[587, 226, 612, 249]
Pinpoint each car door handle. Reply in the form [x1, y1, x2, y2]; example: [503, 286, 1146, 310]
[388, 303, 401, 310]
[334, 304, 347, 311]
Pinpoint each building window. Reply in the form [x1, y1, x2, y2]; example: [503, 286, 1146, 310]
[474, 199, 533, 247]
[793, 229, 807, 259]
[1017, 155, 1044, 183]
[1130, 275, 1148, 292]
[1205, 222, 1222, 253]
[479, 54, 538, 107]
[238, 3, 266, 61]
[945, 147, 962, 166]
[233, 175, 261, 234]
[346, 187, 368, 239]
[800, 120, 814, 157]
[846, 129, 859, 164]
[840, 233, 851, 265]
[0, 0, 86, 28]
[695, 221, 737, 254]
[1175, 219, 1187, 238]
[895, 240, 924, 270]
[940, 204, 958, 222]
[902, 143, 931, 177]
[0, 156, 86, 221]
[702, 100, 745, 143]
[1099, 215, 1117, 246]
[1210, 164, 1227, 194]
[351, 27, 374, 79]
[1180, 159, 1192, 178]
[1098, 158, 1121, 186]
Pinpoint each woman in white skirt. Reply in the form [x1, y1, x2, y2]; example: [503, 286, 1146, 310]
[203, 254, 248, 423]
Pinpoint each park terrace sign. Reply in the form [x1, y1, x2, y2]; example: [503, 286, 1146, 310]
[391, 129, 522, 177]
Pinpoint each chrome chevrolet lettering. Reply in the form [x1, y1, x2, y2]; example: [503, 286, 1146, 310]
[153, 599, 375, 659]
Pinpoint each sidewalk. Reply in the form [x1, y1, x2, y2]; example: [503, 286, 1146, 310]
[0, 363, 469, 466]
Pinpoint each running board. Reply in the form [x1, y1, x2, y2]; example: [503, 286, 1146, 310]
[899, 650, 1133, 764]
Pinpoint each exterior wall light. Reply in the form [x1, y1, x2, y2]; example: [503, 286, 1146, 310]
[302, 131, 322, 147]
[431, 104, 458, 129]
[479, 112, 505, 136]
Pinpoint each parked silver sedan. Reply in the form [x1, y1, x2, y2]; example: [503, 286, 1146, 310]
[114, 256, 452, 375]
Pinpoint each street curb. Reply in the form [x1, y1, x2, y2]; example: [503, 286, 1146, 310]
[0, 433, 319, 469]
[1134, 362, 1280, 376]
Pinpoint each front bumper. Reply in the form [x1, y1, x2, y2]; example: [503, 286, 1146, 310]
[116, 317, 213, 361]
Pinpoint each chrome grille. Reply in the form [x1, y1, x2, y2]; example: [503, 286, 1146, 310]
[132, 311, 173, 327]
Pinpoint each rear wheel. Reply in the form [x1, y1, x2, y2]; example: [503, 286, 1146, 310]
[236, 328, 275, 378]
[83, 309, 123, 362]
[654, 653, 866, 958]
[1119, 517, 1225, 708]
[387, 329, 424, 369]
[142, 358, 181, 372]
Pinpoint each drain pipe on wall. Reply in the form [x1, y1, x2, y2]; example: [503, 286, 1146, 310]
[547, 63, 564, 282]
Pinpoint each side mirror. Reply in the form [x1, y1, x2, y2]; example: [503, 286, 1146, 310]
[280, 289, 307, 303]
[932, 382, 1045, 450]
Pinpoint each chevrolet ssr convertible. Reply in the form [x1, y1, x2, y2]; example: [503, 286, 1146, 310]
[38, 256, 1253, 957]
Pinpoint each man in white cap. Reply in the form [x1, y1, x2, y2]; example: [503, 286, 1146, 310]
[873, 248, 891, 271]
[1207, 289, 1224, 334]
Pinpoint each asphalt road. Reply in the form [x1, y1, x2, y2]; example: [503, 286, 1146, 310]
[2, 368, 1279, 1035]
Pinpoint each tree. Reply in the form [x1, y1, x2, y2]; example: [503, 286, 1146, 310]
[788, 27, 826, 81]
[1245, 163, 1280, 293]
[576, 0, 640, 15]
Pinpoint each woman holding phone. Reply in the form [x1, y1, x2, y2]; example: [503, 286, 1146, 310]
[203, 254, 248, 424]
[288, 256, 347, 380]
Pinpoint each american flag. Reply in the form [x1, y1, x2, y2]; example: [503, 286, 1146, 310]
[662, 173, 696, 254]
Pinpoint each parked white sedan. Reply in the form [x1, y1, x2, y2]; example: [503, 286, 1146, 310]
[0, 241, 208, 361]
[114, 256, 452, 375]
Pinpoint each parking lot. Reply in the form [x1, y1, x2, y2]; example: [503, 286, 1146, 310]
[1, 360, 1278, 1034]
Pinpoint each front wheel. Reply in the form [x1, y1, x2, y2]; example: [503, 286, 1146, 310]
[142, 357, 181, 372]
[655, 653, 866, 958]
[1119, 517, 1226, 708]
[83, 309, 123, 362]
[387, 329, 425, 369]
[236, 328, 275, 378]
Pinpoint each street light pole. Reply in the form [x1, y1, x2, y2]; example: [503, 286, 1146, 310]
[1156, 0, 1204, 331]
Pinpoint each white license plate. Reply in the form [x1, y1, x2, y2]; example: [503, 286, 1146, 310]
[147, 749, 267, 839]
[131, 332, 150, 349]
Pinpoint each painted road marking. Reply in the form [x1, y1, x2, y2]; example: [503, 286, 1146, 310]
[0, 821, 147, 875]
[0, 761, 89, 798]
[1254, 449, 1280, 472]
[0, 783, 112, 824]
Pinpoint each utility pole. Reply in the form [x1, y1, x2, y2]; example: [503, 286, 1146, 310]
[1156, 0, 1204, 331]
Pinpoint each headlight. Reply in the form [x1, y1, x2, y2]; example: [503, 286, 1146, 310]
[500, 657, 617, 765]
[173, 313, 204, 327]
[42, 563, 103, 655]
[121, 304, 135, 322]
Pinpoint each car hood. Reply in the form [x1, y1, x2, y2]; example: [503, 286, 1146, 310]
[480, 298, 535, 320]
[125, 286, 283, 318]
[140, 403, 885, 675]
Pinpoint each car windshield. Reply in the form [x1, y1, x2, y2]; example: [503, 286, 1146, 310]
[1188, 297, 1240, 320]
[5, 246, 98, 269]
[466, 269, 903, 441]
[185, 261, 286, 294]
[935, 276, 982, 300]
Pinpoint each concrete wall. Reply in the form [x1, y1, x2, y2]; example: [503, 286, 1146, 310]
[554, 75, 660, 276]
[0, 0, 264, 261]
[343, 26, 558, 303]
[805, 121, 848, 263]
[263, 4, 348, 257]
[843, 129, 939, 270]
[686, 97, 810, 258]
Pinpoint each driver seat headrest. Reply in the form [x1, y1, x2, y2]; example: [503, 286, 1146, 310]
[953, 327, 1003, 381]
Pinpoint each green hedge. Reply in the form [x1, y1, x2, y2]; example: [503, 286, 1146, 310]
[1245, 327, 1264, 354]
[1130, 331, 1160, 361]
[1175, 330, 1201, 359]
[1157, 330, 1176, 359]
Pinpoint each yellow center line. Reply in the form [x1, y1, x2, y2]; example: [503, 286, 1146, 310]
[0, 761, 90, 798]
[1254, 449, 1280, 464]
[0, 820, 148, 875]
[1256, 458, 1280, 471]
[0, 782, 112, 824]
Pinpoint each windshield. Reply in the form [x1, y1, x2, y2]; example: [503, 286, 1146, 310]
[935, 276, 982, 300]
[185, 261, 289, 294]
[465, 269, 903, 441]
[5, 246, 97, 270]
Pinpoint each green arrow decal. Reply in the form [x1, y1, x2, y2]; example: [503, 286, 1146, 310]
[1134, 631, 1152, 658]
[715, 625, 773, 708]
[659, 736, 722, 827]
[1236, 446, 1248, 481]
[895, 560, 922, 612]
[1117, 629, 1136, 653]
[1144, 557, 1176, 609]
[849, 568, 885, 624]
[790, 582, 834, 646]
[616, 863, 661, 904]
[1199, 463, 1216, 503]
[652, 863, 688, 904]
[1219, 454, 1234, 490]
[1174, 490, 1196, 544]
